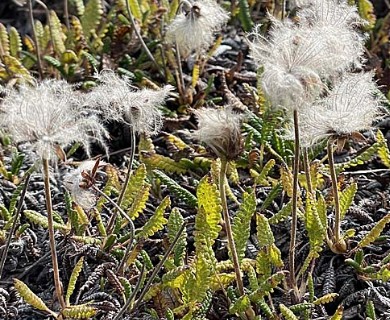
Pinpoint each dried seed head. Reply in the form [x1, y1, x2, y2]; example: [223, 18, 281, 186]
[63, 160, 104, 210]
[248, 0, 365, 110]
[297, 0, 366, 69]
[193, 106, 244, 160]
[299, 72, 382, 147]
[0, 80, 108, 161]
[249, 21, 327, 109]
[86, 70, 172, 135]
[165, 0, 229, 57]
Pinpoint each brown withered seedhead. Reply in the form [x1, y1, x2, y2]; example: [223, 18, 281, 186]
[79, 158, 102, 190]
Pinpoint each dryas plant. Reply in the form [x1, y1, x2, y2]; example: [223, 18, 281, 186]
[0, 79, 108, 311]
[299, 72, 382, 253]
[193, 105, 258, 318]
[249, 0, 367, 299]
[86, 70, 172, 271]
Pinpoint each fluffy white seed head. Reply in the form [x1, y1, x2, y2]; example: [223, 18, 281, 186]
[193, 106, 244, 160]
[249, 0, 365, 110]
[63, 160, 103, 210]
[0, 80, 108, 160]
[249, 21, 331, 109]
[297, 0, 363, 28]
[299, 72, 382, 147]
[297, 0, 366, 69]
[165, 0, 229, 57]
[86, 70, 172, 135]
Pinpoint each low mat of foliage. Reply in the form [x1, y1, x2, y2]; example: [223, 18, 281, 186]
[0, 1, 390, 319]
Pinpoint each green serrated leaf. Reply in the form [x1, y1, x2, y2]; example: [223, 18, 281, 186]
[232, 191, 256, 262]
[195, 175, 222, 254]
[154, 170, 197, 207]
[71, 0, 85, 15]
[339, 183, 357, 220]
[14, 279, 56, 317]
[358, 0, 376, 30]
[358, 214, 390, 248]
[81, 0, 103, 38]
[257, 213, 274, 248]
[366, 300, 376, 320]
[121, 163, 147, 210]
[253, 159, 275, 186]
[137, 196, 170, 238]
[61, 304, 97, 319]
[0, 23, 10, 55]
[280, 303, 298, 320]
[229, 294, 251, 314]
[66, 257, 84, 306]
[168, 208, 187, 266]
[376, 130, 390, 168]
[260, 182, 282, 210]
[9, 27, 22, 57]
[0, 55, 33, 83]
[305, 194, 325, 250]
[126, 183, 150, 220]
[49, 10, 66, 54]
[128, 0, 143, 21]
[269, 200, 292, 224]
[24, 210, 69, 233]
[238, 0, 253, 31]
[313, 293, 338, 305]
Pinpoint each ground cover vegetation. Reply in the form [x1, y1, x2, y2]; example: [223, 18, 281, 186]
[0, 0, 390, 319]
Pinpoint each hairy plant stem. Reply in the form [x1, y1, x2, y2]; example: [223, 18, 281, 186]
[0, 174, 31, 279]
[289, 109, 300, 302]
[113, 223, 186, 320]
[42, 158, 65, 309]
[64, 0, 70, 29]
[27, 0, 43, 79]
[327, 140, 344, 250]
[125, 0, 163, 77]
[220, 159, 244, 295]
[106, 127, 136, 235]
[173, 43, 187, 102]
[303, 148, 313, 195]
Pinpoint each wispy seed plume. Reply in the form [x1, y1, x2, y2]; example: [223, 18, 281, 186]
[0, 80, 108, 160]
[193, 106, 244, 160]
[86, 70, 172, 135]
[165, 0, 229, 57]
[299, 72, 382, 147]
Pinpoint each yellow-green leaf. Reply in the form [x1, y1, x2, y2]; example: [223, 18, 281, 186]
[121, 163, 147, 210]
[61, 304, 97, 319]
[358, 0, 376, 30]
[280, 303, 298, 320]
[314, 293, 338, 305]
[81, 0, 103, 38]
[330, 304, 344, 320]
[339, 183, 357, 220]
[232, 190, 256, 262]
[9, 27, 22, 57]
[0, 23, 10, 55]
[49, 10, 66, 54]
[14, 279, 57, 317]
[254, 159, 275, 186]
[257, 213, 274, 248]
[66, 257, 84, 306]
[137, 196, 170, 238]
[195, 175, 222, 252]
[24, 210, 69, 233]
[127, 0, 143, 21]
[377, 130, 390, 168]
[358, 214, 390, 248]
